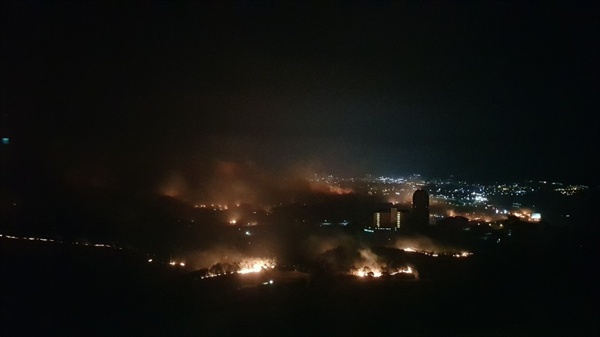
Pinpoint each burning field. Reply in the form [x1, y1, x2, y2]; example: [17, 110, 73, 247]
[346, 248, 417, 279]
[193, 257, 276, 279]
[6, 229, 591, 337]
[166, 232, 475, 286]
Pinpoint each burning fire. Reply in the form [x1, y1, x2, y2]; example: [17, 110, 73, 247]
[237, 258, 276, 274]
[346, 246, 472, 278]
[196, 258, 276, 279]
[351, 265, 414, 278]
[347, 248, 416, 278]
[399, 247, 472, 258]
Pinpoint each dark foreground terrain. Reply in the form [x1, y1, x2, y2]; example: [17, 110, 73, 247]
[1, 235, 598, 337]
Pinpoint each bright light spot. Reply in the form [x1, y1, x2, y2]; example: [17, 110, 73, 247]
[148, 259, 153, 262]
[179, 262, 185, 267]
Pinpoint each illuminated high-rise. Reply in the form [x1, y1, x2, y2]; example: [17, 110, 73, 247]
[373, 207, 405, 229]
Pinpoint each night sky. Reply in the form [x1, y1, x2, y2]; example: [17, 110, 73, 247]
[2, 1, 599, 195]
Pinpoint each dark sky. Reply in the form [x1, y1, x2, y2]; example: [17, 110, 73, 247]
[2, 1, 599, 192]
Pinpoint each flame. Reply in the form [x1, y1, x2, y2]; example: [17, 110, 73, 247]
[399, 247, 473, 258]
[196, 258, 276, 279]
[351, 265, 414, 278]
[237, 258, 276, 274]
[347, 248, 416, 278]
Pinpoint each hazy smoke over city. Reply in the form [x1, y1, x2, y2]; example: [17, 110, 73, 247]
[155, 160, 356, 207]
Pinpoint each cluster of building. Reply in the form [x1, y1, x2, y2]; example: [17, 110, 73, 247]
[371, 189, 430, 230]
